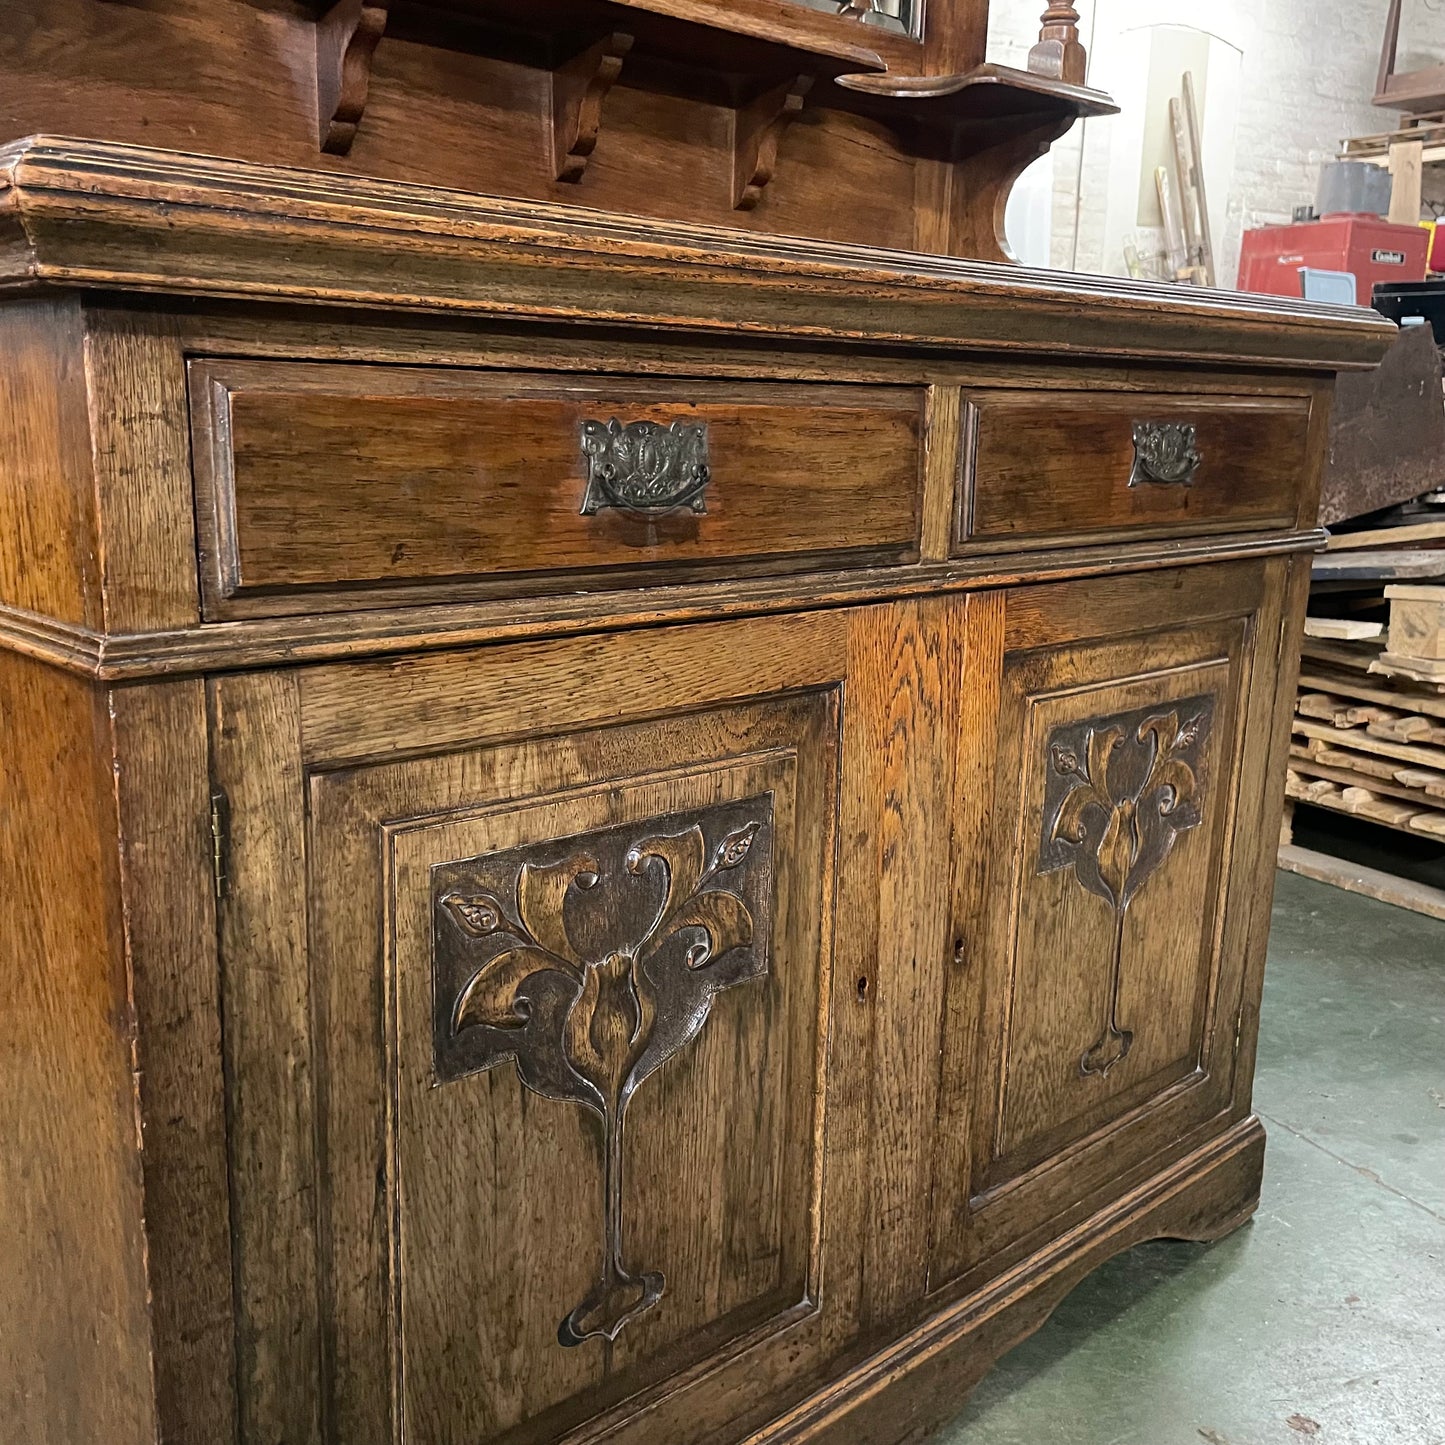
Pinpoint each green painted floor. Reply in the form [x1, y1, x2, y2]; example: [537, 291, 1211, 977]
[931, 871, 1445, 1445]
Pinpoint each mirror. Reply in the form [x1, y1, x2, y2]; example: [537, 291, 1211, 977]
[785, 0, 923, 41]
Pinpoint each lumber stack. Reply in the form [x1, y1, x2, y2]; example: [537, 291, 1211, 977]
[1290, 592, 1445, 839]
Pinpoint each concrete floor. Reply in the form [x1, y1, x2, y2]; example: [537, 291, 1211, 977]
[932, 870, 1445, 1445]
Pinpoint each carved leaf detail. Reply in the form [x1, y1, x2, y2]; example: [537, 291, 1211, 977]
[667, 888, 755, 969]
[452, 946, 560, 1031]
[714, 820, 762, 870]
[1051, 726, 1121, 853]
[440, 890, 507, 938]
[517, 855, 595, 965]
[628, 827, 707, 947]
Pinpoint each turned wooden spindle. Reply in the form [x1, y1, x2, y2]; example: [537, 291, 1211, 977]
[1029, 2, 1088, 87]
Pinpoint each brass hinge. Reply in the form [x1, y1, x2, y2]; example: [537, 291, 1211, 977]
[209, 786, 231, 900]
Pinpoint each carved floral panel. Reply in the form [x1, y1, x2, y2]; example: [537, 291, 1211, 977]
[432, 796, 774, 1346]
[1037, 697, 1214, 1077]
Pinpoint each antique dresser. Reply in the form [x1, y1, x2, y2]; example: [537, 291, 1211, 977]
[0, 3, 1392, 1443]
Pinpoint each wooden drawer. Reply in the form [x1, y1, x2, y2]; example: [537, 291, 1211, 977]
[190, 360, 925, 618]
[956, 388, 1313, 550]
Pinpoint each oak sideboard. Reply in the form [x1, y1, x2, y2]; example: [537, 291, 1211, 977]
[0, 133, 1394, 1444]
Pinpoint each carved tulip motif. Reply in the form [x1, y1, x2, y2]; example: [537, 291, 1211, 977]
[1039, 700, 1213, 1077]
[432, 798, 772, 1346]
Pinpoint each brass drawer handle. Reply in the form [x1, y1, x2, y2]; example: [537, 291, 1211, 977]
[1129, 421, 1202, 486]
[579, 417, 711, 515]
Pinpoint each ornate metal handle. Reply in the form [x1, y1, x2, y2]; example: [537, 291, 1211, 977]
[1129, 421, 1202, 487]
[579, 417, 711, 515]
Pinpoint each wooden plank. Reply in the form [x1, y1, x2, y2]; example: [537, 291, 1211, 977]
[851, 598, 961, 1324]
[1301, 636, 1386, 673]
[1397, 766, 1445, 789]
[1368, 715, 1445, 744]
[1278, 843, 1445, 923]
[1296, 691, 1399, 727]
[1310, 744, 1410, 781]
[1292, 716, 1445, 770]
[1371, 651, 1445, 687]
[1303, 617, 1383, 639]
[110, 681, 237, 1443]
[0, 653, 158, 1445]
[1326, 519, 1445, 550]
[1385, 585, 1445, 661]
[1182, 72, 1215, 287]
[208, 672, 323, 1445]
[1299, 667, 1445, 720]
[1388, 135, 1425, 224]
[1287, 775, 1445, 835]
[1312, 550, 1445, 581]
[1297, 691, 1346, 721]
[1289, 754, 1442, 805]
[1286, 771, 1340, 804]
[1340, 786, 1420, 826]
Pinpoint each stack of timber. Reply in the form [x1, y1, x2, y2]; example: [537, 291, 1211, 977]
[1289, 586, 1445, 843]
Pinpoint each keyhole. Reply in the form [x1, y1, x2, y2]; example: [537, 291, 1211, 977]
[953, 938, 966, 968]
[856, 975, 870, 1003]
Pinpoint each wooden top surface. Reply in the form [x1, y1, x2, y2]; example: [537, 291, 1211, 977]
[0, 136, 1396, 371]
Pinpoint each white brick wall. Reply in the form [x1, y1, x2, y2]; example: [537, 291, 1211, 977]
[986, 0, 1399, 285]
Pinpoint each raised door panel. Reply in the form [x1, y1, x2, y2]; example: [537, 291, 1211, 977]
[210, 612, 897, 1445]
[928, 560, 1290, 1292]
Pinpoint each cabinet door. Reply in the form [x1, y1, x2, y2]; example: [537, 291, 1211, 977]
[928, 559, 1296, 1292]
[208, 607, 947, 1445]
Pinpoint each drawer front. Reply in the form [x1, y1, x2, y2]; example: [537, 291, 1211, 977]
[958, 389, 1312, 549]
[190, 360, 925, 618]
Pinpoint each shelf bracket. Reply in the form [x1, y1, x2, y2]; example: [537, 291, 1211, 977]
[316, 0, 390, 155]
[733, 74, 814, 211]
[551, 31, 635, 184]
[1029, 4, 1086, 87]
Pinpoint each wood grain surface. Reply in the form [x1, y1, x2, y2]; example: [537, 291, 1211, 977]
[963, 391, 1311, 546]
[0, 652, 157, 1445]
[0, 139, 1396, 371]
[190, 361, 924, 615]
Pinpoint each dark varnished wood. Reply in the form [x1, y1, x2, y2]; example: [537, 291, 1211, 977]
[927, 560, 1288, 1296]
[110, 681, 237, 1444]
[733, 73, 815, 211]
[551, 30, 635, 183]
[960, 389, 1315, 548]
[435, 797, 776, 1348]
[0, 0, 1073, 256]
[316, 0, 390, 155]
[189, 360, 925, 617]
